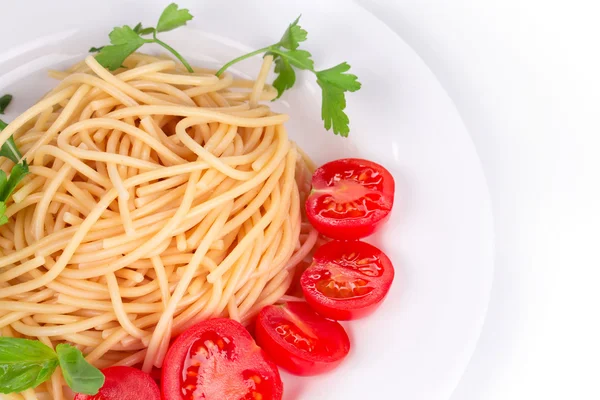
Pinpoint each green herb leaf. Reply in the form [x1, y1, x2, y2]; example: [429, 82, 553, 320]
[0, 136, 23, 165]
[272, 56, 296, 98]
[88, 46, 104, 53]
[0, 94, 12, 114]
[0, 203, 8, 225]
[109, 25, 144, 46]
[133, 22, 143, 33]
[0, 170, 7, 191]
[0, 95, 28, 227]
[0, 338, 59, 394]
[316, 62, 361, 92]
[273, 49, 314, 71]
[132, 24, 155, 36]
[139, 27, 156, 35]
[316, 63, 361, 137]
[93, 4, 193, 72]
[95, 25, 147, 70]
[0, 161, 29, 202]
[279, 16, 307, 50]
[218, 17, 361, 136]
[95, 42, 144, 71]
[56, 344, 104, 395]
[156, 3, 193, 33]
[0, 170, 8, 226]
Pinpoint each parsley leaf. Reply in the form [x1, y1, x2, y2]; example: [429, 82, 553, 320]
[272, 57, 296, 98]
[0, 135, 22, 165]
[133, 22, 143, 33]
[316, 62, 362, 92]
[272, 49, 314, 71]
[0, 161, 29, 202]
[279, 16, 308, 50]
[108, 25, 145, 45]
[93, 3, 193, 72]
[0, 203, 7, 225]
[217, 16, 361, 136]
[56, 344, 104, 395]
[88, 46, 104, 53]
[316, 62, 361, 136]
[138, 27, 156, 35]
[0, 101, 29, 227]
[95, 26, 146, 70]
[0, 338, 59, 394]
[156, 3, 193, 32]
[0, 94, 12, 114]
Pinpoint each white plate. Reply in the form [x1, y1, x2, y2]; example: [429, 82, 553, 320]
[0, 1, 494, 399]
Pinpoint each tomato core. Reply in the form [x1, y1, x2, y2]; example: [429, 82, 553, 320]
[179, 330, 275, 400]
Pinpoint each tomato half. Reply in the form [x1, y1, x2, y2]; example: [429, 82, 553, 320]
[305, 158, 395, 240]
[255, 302, 350, 376]
[162, 318, 283, 400]
[74, 366, 160, 400]
[300, 240, 395, 320]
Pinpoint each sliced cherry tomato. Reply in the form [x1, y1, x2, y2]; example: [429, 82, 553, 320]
[74, 366, 160, 400]
[162, 318, 283, 400]
[300, 240, 395, 320]
[255, 302, 350, 376]
[305, 158, 395, 240]
[149, 366, 162, 384]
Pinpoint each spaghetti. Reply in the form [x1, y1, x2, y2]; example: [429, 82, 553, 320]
[0, 53, 318, 400]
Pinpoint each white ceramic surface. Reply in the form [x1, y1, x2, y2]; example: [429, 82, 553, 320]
[0, 1, 495, 399]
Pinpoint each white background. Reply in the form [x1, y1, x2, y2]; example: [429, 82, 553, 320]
[2, 0, 598, 398]
[359, 0, 600, 399]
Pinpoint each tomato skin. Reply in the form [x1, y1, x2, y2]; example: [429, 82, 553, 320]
[255, 302, 350, 376]
[300, 240, 395, 320]
[74, 366, 160, 400]
[305, 158, 395, 240]
[161, 318, 282, 400]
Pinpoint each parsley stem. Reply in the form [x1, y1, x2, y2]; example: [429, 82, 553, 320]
[216, 45, 275, 77]
[149, 34, 194, 73]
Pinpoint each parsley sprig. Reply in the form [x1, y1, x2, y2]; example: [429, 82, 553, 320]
[0, 338, 104, 395]
[0, 95, 29, 226]
[91, 3, 194, 72]
[92, 5, 361, 136]
[216, 17, 361, 137]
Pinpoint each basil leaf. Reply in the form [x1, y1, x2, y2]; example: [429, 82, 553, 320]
[56, 344, 104, 395]
[0, 338, 59, 394]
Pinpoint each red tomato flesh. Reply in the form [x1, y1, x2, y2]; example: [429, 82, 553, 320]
[74, 366, 160, 400]
[161, 318, 282, 400]
[255, 302, 350, 376]
[305, 158, 395, 240]
[300, 240, 395, 320]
